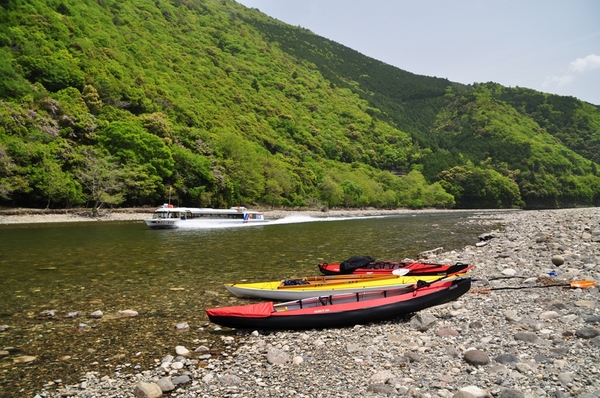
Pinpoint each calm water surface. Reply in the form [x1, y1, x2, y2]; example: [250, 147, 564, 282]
[0, 212, 500, 396]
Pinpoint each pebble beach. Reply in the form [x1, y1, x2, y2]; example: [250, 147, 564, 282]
[3, 207, 599, 398]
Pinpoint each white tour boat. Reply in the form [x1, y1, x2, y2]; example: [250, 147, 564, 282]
[144, 204, 266, 229]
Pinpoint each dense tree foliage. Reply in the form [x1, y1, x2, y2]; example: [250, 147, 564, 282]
[428, 87, 599, 208]
[1, 0, 599, 211]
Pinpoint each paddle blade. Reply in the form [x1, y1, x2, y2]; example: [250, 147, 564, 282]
[444, 263, 471, 275]
[570, 280, 596, 289]
[392, 268, 410, 276]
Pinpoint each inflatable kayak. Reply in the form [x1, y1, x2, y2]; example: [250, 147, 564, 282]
[318, 257, 473, 276]
[207, 277, 471, 330]
[224, 272, 468, 301]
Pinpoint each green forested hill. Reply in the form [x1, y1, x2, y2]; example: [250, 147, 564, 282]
[1, 0, 599, 211]
[242, 12, 460, 142]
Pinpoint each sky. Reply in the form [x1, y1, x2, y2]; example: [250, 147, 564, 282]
[235, 0, 600, 105]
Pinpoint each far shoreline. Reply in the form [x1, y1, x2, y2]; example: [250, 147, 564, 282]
[0, 206, 512, 225]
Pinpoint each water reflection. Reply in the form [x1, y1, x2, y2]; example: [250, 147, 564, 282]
[0, 212, 499, 395]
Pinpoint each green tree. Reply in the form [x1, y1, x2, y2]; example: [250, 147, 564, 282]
[74, 147, 126, 213]
[437, 165, 522, 208]
[214, 131, 266, 203]
[20, 50, 85, 92]
[262, 157, 296, 206]
[0, 48, 30, 99]
[424, 182, 455, 208]
[393, 170, 444, 209]
[319, 176, 343, 207]
[31, 151, 83, 208]
[0, 142, 30, 201]
[340, 179, 363, 207]
[98, 121, 174, 178]
[82, 85, 103, 115]
[97, 121, 174, 203]
[169, 145, 216, 206]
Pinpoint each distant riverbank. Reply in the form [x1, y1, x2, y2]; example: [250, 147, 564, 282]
[0, 206, 498, 225]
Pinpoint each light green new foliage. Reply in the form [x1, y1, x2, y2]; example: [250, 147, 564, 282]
[0, 0, 599, 209]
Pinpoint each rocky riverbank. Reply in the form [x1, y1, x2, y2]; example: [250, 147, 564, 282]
[23, 208, 600, 398]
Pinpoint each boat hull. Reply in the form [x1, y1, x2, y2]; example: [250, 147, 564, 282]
[207, 277, 471, 330]
[144, 217, 268, 229]
[224, 274, 465, 301]
[145, 219, 180, 229]
[144, 205, 266, 229]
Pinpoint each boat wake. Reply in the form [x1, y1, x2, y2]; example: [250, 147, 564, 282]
[176, 214, 387, 230]
[268, 214, 328, 225]
[268, 214, 386, 225]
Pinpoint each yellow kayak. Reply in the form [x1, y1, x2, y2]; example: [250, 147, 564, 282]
[224, 273, 466, 300]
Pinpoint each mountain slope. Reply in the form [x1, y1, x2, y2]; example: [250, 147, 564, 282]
[0, 0, 599, 210]
[431, 86, 599, 208]
[239, 5, 600, 208]
[241, 11, 460, 143]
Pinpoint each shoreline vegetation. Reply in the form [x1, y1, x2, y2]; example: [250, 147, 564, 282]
[0, 206, 505, 225]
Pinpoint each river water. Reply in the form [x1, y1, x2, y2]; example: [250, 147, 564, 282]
[0, 212, 500, 396]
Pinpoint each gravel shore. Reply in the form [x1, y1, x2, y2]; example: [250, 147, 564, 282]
[18, 207, 600, 398]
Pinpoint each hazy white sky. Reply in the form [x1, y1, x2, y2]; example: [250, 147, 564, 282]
[236, 0, 600, 105]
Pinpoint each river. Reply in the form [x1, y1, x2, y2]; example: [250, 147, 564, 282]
[0, 211, 501, 396]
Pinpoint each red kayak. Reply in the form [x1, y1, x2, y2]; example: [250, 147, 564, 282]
[318, 256, 473, 276]
[206, 277, 471, 330]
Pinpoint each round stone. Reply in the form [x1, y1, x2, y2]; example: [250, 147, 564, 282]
[495, 353, 520, 364]
[551, 255, 565, 266]
[463, 349, 490, 366]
